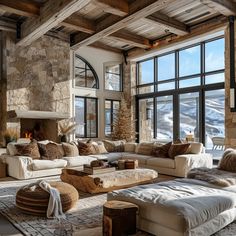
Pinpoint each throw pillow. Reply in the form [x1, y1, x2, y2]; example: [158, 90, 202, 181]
[135, 142, 155, 156]
[92, 141, 108, 154]
[38, 142, 64, 160]
[62, 142, 79, 157]
[218, 149, 236, 172]
[15, 140, 41, 159]
[78, 141, 97, 156]
[103, 140, 126, 152]
[168, 143, 191, 159]
[152, 142, 172, 158]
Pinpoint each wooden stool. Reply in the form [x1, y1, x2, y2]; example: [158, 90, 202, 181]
[103, 200, 139, 236]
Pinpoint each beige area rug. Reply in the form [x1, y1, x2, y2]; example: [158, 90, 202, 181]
[0, 175, 236, 236]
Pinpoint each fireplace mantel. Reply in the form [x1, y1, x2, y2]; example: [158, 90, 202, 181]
[7, 110, 70, 121]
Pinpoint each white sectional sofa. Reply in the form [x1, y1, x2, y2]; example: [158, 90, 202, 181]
[0, 141, 212, 180]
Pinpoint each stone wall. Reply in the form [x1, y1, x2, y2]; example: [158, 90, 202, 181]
[0, 33, 70, 144]
[5, 33, 70, 112]
[123, 61, 137, 140]
[0, 32, 7, 146]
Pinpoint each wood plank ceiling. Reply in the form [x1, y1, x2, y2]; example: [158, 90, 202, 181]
[0, 0, 234, 55]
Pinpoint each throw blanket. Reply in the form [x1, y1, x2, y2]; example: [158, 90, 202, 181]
[187, 167, 236, 187]
[23, 180, 65, 219]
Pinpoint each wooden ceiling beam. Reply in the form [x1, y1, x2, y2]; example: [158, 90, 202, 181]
[146, 12, 189, 36]
[110, 30, 151, 49]
[0, 19, 16, 32]
[61, 14, 95, 34]
[200, 0, 236, 16]
[71, 0, 177, 50]
[128, 16, 227, 60]
[64, 14, 151, 48]
[93, 0, 129, 17]
[17, 0, 92, 47]
[0, 0, 40, 17]
[90, 41, 122, 53]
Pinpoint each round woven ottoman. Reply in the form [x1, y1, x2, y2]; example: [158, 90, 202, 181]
[16, 181, 79, 216]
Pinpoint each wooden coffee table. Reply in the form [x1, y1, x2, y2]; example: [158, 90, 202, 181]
[61, 167, 158, 194]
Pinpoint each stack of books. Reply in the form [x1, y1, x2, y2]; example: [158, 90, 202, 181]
[83, 164, 116, 175]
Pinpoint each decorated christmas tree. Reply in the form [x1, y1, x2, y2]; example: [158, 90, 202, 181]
[111, 97, 136, 142]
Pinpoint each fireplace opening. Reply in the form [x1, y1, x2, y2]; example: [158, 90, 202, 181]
[7, 110, 70, 143]
[23, 131, 33, 139]
[20, 119, 58, 142]
[22, 122, 45, 141]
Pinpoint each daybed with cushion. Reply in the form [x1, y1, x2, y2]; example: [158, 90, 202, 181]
[107, 148, 236, 236]
[108, 179, 236, 236]
[0, 139, 212, 179]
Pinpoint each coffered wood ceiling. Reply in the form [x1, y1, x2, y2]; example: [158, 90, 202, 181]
[0, 0, 234, 55]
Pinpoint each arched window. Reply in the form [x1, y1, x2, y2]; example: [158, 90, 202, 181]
[74, 55, 99, 89]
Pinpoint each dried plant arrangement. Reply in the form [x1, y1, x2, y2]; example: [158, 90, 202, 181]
[3, 128, 19, 145]
[58, 118, 77, 135]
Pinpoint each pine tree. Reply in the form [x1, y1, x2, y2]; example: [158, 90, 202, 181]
[111, 97, 136, 142]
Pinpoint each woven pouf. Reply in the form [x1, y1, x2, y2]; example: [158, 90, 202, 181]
[16, 181, 79, 216]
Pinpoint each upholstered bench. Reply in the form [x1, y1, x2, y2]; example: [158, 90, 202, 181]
[16, 181, 78, 216]
[108, 180, 236, 236]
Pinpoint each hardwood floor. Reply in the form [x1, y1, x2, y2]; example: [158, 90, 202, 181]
[0, 213, 22, 235]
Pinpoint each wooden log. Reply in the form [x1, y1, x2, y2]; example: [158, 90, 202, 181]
[103, 200, 139, 236]
[0, 162, 7, 178]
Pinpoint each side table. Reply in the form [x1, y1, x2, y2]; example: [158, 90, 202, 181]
[103, 200, 139, 236]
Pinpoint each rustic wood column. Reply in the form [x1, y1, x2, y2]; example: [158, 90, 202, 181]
[0, 31, 7, 147]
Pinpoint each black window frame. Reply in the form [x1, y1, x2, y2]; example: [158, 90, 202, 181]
[104, 63, 123, 92]
[74, 54, 99, 89]
[75, 96, 98, 138]
[136, 35, 225, 145]
[105, 99, 120, 136]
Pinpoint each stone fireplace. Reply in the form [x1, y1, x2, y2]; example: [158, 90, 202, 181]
[7, 110, 70, 142]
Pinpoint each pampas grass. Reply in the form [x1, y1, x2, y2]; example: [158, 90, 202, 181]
[3, 128, 19, 140]
[58, 118, 77, 135]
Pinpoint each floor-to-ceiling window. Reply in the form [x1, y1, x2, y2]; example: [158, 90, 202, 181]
[105, 99, 120, 136]
[137, 35, 225, 156]
[75, 97, 98, 138]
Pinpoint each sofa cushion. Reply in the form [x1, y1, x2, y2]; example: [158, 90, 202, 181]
[15, 141, 41, 159]
[152, 142, 172, 158]
[146, 157, 175, 169]
[63, 156, 96, 167]
[218, 149, 236, 172]
[186, 142, 203, 154]
[122, 154, 152, 165]
[124, 143, 137, 153]
[135, 142, 155, 156]
[38, 142, 64, 160]
[62, 142, 79, 157]
[103, 140, 126, 152]
[168, 143, 190, 159]
[92, 141, 108, 154]
[32, 159, 67, 171]
[7, 142, 18, 156]
[78, 141, 97, 155]
[90, 152, 123, 162]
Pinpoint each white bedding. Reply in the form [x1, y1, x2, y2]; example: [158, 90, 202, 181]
[107, 179, 236, 233]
